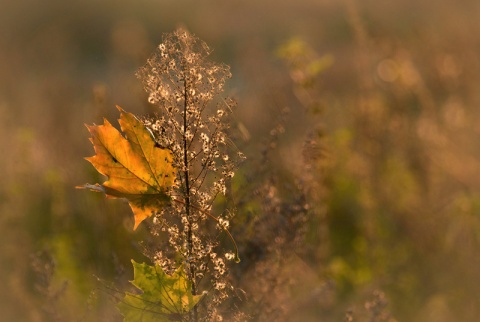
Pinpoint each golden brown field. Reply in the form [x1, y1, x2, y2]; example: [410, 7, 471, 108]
[1, 0, 480, 321]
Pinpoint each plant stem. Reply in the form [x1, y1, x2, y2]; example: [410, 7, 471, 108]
[183, 79, 198, 322]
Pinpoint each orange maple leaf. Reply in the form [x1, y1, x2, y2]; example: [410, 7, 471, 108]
[78, 106, 176, 230]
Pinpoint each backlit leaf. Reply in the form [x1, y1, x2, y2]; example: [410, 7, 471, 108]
[117, 260, 203, 322]
[78, 106, 176, 229]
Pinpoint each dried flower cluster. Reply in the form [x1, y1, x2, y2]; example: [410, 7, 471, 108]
[137, 28, 244, 319]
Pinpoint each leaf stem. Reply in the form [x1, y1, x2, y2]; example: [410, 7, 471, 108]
[183, 78, 198, 322]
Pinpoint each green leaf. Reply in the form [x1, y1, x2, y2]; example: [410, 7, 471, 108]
[117, 260, 203, 322]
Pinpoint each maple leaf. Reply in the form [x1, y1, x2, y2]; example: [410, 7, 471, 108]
[78, 106, 176, 229]
[117, 260, 203, 322]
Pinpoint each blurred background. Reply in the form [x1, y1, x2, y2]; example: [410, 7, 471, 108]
[1, 0, 480, 321]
